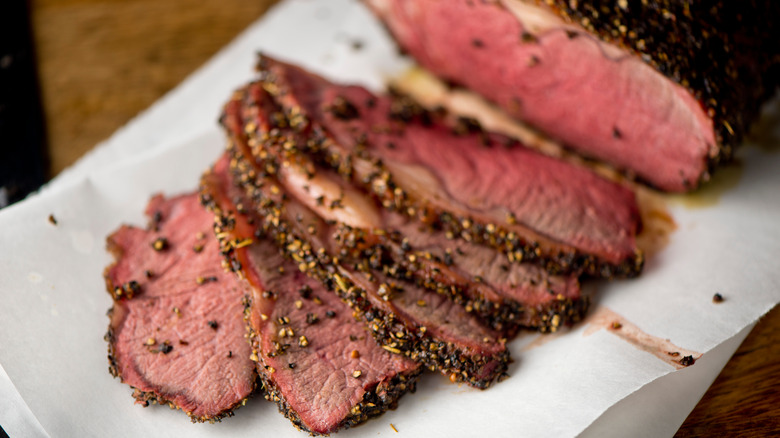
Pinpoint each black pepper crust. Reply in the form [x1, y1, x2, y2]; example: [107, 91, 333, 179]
[224, 140, 510, 389]
[237, 99, 588, 335]
[232, 72, 592, 334]
[333, 227, 589, 334]
[252, 61, 643, 279]
[200, 162, 423, 434]
[212, 94, 512, 389]
[258, 356, 421, 435]
[530, 0, 780, 175]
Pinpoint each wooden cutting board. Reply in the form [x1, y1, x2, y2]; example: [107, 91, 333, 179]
[29, 0, 780, 435]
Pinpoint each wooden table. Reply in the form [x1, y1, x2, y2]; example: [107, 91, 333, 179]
[29, 0, 780, 435]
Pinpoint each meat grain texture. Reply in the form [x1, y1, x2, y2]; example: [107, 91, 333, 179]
[200, 155, 422, 434]
[255, 55, 643, 278]
[104, 193, 256, 422]
[219, 99, 511, 388]
[366, 0, 780, 191]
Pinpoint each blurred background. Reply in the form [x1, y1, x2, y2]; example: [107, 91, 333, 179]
[1, 0, 278, 207]
[0, 0, 777, 435]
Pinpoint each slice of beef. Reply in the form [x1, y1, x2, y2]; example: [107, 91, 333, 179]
[254, 56, 642, 279]
[236, 80, 586, 334]
[380, 219, 587, 333]
[200, 155, 421, 434]
[366, 0, 780, 192]
[104, 193, 255, 422]
[222, 99, 510, 388]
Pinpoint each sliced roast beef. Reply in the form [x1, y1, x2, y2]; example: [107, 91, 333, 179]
[379, 219, 587, 333]
[222, 99, 511, 388]
[366, 0, 780, 192]
[235, 80, 586, 334]
[104, 193, 256, 422]
[200, 155, 421, 434]
[253, 56, 642, 279]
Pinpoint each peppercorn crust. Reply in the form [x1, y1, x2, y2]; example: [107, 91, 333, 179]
[529, 0, 780, 180]
[254, 57, 644, 279]
[230, 82, 589, 335]
[215, 89, 512, 388]
[200, 162, 424, 434]
[220, 137, 511, 389]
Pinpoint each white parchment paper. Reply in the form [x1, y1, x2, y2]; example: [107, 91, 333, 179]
[1, 1, 778, 436]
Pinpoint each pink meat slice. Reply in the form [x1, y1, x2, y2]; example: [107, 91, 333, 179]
[366, 0, 718, 192]
[104, 193, 255, 422]
[260, 56, 642, 275]
[201, 155, 421, 434]
[239, 79, 584, 332]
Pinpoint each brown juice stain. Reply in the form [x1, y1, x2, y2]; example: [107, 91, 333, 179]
[634, 185, 677, 259]
[583, 306, 701, 370]
[665, 160, 744, 209]
[662, 93, 780, 207]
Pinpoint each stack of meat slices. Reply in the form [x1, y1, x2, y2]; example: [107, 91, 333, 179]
[103, 55, 644, 433]
[223, 116, 512, 389]
[201, 156, 421, 434]
[218, 56, 642, 387]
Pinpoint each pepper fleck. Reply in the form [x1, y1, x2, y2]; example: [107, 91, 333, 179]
[298, 285, 313, 299]
[679, 355, 695, 366]
[159, 342, 173, 354]
[152, 237, 169, 251]
[329, 96, 360, 120]
[207, 320, 219, 330]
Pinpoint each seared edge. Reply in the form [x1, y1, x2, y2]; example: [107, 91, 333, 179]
[220, 96, 510, 388]
[103, 210, 254, 423]
[228, 140, 509, 388]
[255, 57, 643, 279]
[234, 81, 588, 334]
[200, 160, 423, 434]
[531, 0, 780, 173]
